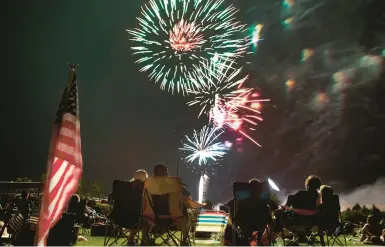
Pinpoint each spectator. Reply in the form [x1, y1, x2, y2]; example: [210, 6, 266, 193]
[304, 175, 322, 205]
[224, 178, 260, 214]
[15, 190, 33, 218]
[223, 178, 261, 245]
[320, 185, 334, 203]
[67, 194, 80, 214]
[127, 169, 148, 245]
[142, 164, 192, 245]
[153, 164, 191, 198]
[360, 215, 383, 244]
[260, 175, 322, 245]
[130, 169, 148, 182]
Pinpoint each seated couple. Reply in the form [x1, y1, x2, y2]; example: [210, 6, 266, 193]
[259, 175, 332, 245]
[130, 164, 204, 245]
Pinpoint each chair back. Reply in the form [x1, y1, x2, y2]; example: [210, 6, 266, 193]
[233, 182, 270, 202]
[142, 176, 183, 221]
[195, 210, 228, 233]
[290, 190, 318, 210]
[319, 195, 341, 229]
[110, 180, 143, 228]
[232, 182, 271, 230]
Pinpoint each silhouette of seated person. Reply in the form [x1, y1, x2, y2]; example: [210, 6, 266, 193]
[153, 164, 191, 198]
[360, 215, 383, 244]
[318, 185, 340, 231]
[126, 169, 148, 245]
[236, 180, 270, 225]
[67, 194, 87, 226]
[129, 169, 147, 201]
[283, 175, 321, 221]
[223, 178, 267, 245]
[141, 164, 191, 245]
[261, 175, 322, 245]
[236, 179, 270, 244]
[15, 190, 33, 219]
[67, 194, 81, 214]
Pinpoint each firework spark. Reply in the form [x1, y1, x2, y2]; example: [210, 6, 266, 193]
[180, 125, 228, 175]
[169, 20, 205, 52]
[211, 89, 269, 146]
[127, 0, 249, 95]
[187, 58, 270, 146]
[187, 57, 249, 117]
[268, 178, 280, 191]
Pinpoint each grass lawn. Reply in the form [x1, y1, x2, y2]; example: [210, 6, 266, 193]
[75, 230, 361, 246]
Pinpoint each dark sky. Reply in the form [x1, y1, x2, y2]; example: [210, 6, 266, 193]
[0, 0, 208, 196]
[1, 0, 385, 202]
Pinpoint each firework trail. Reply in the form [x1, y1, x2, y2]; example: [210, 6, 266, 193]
[198, 174, 209, 203]
[268, 178, 280, 191]
[179, 124, 228, 175]
[127, 0, 249, 95]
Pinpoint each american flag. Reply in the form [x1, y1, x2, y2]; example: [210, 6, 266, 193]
[37, 65, 83, 246]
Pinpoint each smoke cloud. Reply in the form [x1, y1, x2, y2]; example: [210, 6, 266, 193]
[338, 178, 385, 211]
[277, 178, 385, 211]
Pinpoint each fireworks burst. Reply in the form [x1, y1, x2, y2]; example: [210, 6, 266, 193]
[210, 89, 270, 146]
[187, 57, 249, 117]
[127, 0, 249, 95]
[179, 125, 228, 175]
[186, 58, 270, 146]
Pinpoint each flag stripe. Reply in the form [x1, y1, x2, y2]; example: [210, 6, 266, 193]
[57, 142, 75, 155]
[48, 160, 68, 193]
[48, 163, 74, 217]
[60, 127, 76, 140]
[58, 134, 76, 147]
[54, 150, 76, 165]
[48, 161, 73, 217]
[61, 119, 76, 130]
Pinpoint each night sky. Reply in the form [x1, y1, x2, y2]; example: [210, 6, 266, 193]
[1, 0, 206, 192]
[2, 0, 385, 202]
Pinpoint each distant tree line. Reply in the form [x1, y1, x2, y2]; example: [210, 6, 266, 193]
[341, 203, 384, 225]
[13, 177, 106, 199]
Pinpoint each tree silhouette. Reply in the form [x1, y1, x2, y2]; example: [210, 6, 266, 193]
[90, 180, 104, 199]
[14, 177, 33, 193]
[362, 205, 370, 215]
[76, 180, 84, 196]
[371, 204, 381, 216]
[15, 177, 32, 182]
[352, 203, 362, 211]
[40, 173, 47, 183]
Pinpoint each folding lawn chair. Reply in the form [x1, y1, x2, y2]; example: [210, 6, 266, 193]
[141, 176, 190, 246]
[104, 180, 143, 246]
[192, 210, 228, 245]
[232, 181, 272, 246]
[280, 191, 324, 246]
[319, 195, 347, 246]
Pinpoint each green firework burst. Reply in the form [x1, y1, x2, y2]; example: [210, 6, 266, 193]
[127, 0, 250, 95]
